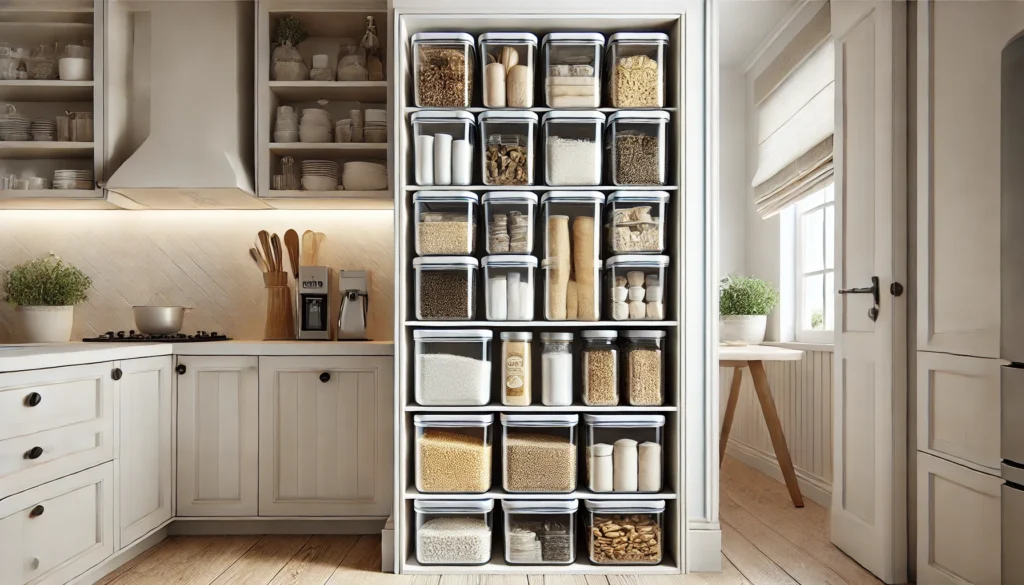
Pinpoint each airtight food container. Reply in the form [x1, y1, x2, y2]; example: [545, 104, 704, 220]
[585, 500, 665, 565]
[584, 414, 665, 493]
[415, 415, 494, 494]
[606, 191, 669, 254]
[411, 111, 476, 186]
[482, 255, 538, 321]
[413, 329, 493, 406]
[412, 32, 475, 108]
[542, 111, 605, 186]
[415, 498, 494, 565]
[543, 33, 605, 108]
[606, 110, 670, 186]
[541, 191, 605, 321]
[503, 500, 578, 565]
[479, 32, 538, 108]
[501, 414, 579, 493]
[413, 256, 478, 321]
[482, 191, 538, 254]
[606, 32, 669, 108]
[413, 191, 478, 256]
[480, 110, 538, 186]
[604, 255, 670, 321]
[622, 330, 666, 406]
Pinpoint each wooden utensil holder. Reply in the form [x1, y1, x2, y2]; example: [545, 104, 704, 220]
[263, 272, 294, 340]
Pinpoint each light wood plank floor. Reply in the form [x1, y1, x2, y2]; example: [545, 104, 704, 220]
[95, 458, 882, 585]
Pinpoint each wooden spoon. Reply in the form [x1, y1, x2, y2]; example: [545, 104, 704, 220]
[258, 230, 274, 272]
[249, 247, 268, 273]
[284, 229, 300, 279]
[270, 233, 283, 275]
[301, 230, 315, 266]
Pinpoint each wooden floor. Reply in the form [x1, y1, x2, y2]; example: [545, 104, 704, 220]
[95, 458, 882, 585]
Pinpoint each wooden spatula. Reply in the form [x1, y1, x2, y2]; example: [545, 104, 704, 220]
[258, 230, 274, 272]
[284, 229, 300, 279]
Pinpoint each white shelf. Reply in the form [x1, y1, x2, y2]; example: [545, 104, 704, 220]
[0, 80, 93, 102]
[0, 188, 96, 198]
[406, 320, 677, 328]
[269, 81, 387, 103]
[403, 555, 679, 576]
[0, 141, 93, 159]
[269, 142, 387, 159]
[405, 107, 677, 113]
[406, 403, 677, 412]
[405, 487, 677, 500]
[406, 185, 678, 191]
[263, 190, 392, 210]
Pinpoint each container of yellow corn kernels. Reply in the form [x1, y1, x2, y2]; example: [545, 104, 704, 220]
[415, 414, 493, 494]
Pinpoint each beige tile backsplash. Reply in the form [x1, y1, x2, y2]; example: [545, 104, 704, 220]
[0, 210, 395, 342]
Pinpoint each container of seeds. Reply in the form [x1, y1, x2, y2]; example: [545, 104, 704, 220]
[414, 329, 492, 406]
[542, 111, 605, 186]
[542, 33, 604, 108]
[503, 499, 578, 565]
[622, 330, 665, 406]
[415, 414, 494, 493]
[584, 414, 665, 493]
[606, 32, 669, 108]
[413, 192, 478, 256]
[581, 330, 619, 406]
[483, 256, 538, 321]
[482, 191, 538, 254]
[415, 499, 494, 565]
[413, 256, 479, 320]
[606, 191, 669, 254]
[412, 32, 475, 108]
[584, 500, 665, 564]
[606, 110, 670, 186]
[480, 110, 538, 186]
[604, 255, 670, 321]
[501, 414, 578, 493]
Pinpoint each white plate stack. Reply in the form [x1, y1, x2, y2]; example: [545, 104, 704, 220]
[53, 169, 94, 190]
[301, 159, 339, 191]
[274, 106, 299, 143]
[0, 115, 31, 141]
[30, 120, 56, 141]
[342, 161, 388, 191]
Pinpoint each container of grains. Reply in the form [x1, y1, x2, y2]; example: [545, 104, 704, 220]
[542, 111, 605, 186]
[581, 330, 619, 406]
[414, 329, 492, 406]
[501, 414, 578, 493]
[604, 255, 669, 321]
[542, 33, 605, 108]
[606, 32, 669, 108]
[541, 191, 605, 321]
[606, 110, 670, 186]
[415, 499, 494, 565]
[606, 191, 669, 254]
[413, 256, 479, 320]
[540, 332, 574, 406]
[500, 332, 533, 406]
[622, 330, 665, 406]
[411, 111, 476, 186]
[584, 414, 665, 493]
[479, 110, 538, 186]
[412, 32, 475, 108]
[584, 500, 665, 564]
[415, 415, 494, 493]
[482, 191, 538, 254]
[483, 256, 537, 321]
[413, 192, 478, 256]
[503, 499, 578, 565]
[479, 33, 537, 108]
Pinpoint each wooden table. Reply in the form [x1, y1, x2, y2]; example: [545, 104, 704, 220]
[719, 344, 805, 507]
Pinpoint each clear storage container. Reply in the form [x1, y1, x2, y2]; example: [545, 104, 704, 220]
[412, 32, 475, 108]
[503, 500, 578, 565]
[542, 111, 605, 186]
[501, 414, 579, 493]
[483, 191, 538, 254]
[585, 500, 665, 565]
[541, 191, 604, 321]
[540, 332, 574, 406]
[581, 330, 619, 406]
[584, 414, 665, 493]
[607, 110, 670, 186]
[411, 111, 476, 186]
[501, 332, 533, 406]
[414, 192, 478, 255]
[413, 256, 479, 320]
[479, 33, 537, 108]
[606, 33, 669, 108]
[414, 329, 493, 406]
[605, 255, 669, 321]
[543, 33, 604, 108]
[623, 330, 666, 406]
[480, 111, 538, 186]
[415, 415, 494, 493]
[415, 499, 494, 565]
[483, 255, 538, 321]
[606, 191, 669, 254]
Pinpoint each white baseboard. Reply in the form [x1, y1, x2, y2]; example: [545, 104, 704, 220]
[70, 525, 170, 585]
[168, 517, 387, 535]
[726, 441, 832, 508]
[686, 525, 723, 572]
[381, 514, 395, 573]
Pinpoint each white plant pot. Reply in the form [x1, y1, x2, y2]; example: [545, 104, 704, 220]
[719, 315, 767, 345]
[17, 306, 74, 343]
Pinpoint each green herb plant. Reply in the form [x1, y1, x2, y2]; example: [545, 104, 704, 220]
[2, 254, 92, 307]
[719, 275, 780, 316]
[274, 15, 308, 47]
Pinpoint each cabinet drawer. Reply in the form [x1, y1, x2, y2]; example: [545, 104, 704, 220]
[0, 421, 112, 499]
[0, 363, 113, 442]
[0, 462, 114, 585]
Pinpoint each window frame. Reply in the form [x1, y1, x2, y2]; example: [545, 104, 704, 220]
[792, 183, 835, 344]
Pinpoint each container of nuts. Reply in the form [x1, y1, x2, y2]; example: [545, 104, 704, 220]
[413, 191, 478, 256]
[479, 110, 538, 186]
[412, 32, 475, 108]
[413, 256, 479, 320]
[501, 414, 578, 493]
[606, 110, 670, 186]
[415, 414, 494, 493]
[584, 500, 665, 565]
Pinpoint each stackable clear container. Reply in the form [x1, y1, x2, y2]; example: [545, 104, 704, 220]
[413, 256, 479, 320]
[501, 332, 533, 406]
[480, 111, 538, 186]
[501, 414, 579, 493]
[482, 255, 538, 321]
[540, 332, 574, 406]
[607, 110, 670, 186]
[414, 329, 493, 406]
[503, 500, 578, 565]
[413, 192, 478, 255]
[543, 33, 605, 108]
[581, 330, 619, 406]
[479, 33, 537, 108]
[605, 255, 669, 321]
[584, 414, 665, 493]
[415, 415, 494, 493]
[542, 111, 605, 186]
[606, 33, 669, 108]
[415, 499, 494, 565]
[541, 192, 605, 321]
[411, 111, 476, 186]
[412, 32, 475, 108]
[585, 500, 665, 565]
[623, 330, 666, 406]
[606, 191, 669, 254]
[482, 191, 538, 254]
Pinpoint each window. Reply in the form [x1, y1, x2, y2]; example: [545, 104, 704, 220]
[792, 183, 834, 343]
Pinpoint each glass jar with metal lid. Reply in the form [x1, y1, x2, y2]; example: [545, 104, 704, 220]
[622, 330, 666, 406]
[414, 415, 494, 493]
[540, 332, 574, 406]
[414, 329, 493, 406]
[482, 255, 538, 321]
[542, 111, 605, 186]
[541, 191, 605, 321]
[480, 110, 538, 186]
[482, 191, 538, 254]
[542, 32, 605, 108]
[479, 32, 538, 108]
[411, 111, 476, 186]
[503, 499, 579, 565]
[606, 110, 670, 186]
[412, 256, 479, 321]
[584, 499, 665, 564]
[412, 32, 475, 108]
[500, 331, 533, 406]
[606, 190, 669, 254]
[606, 32, 670, 108]
[605, 255, 670, 321]
[415, 498, 494, 565]
[413, 191, 478, 256]
[580, 330, 619, 406]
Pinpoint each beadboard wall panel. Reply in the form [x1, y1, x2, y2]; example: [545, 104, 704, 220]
[0, 210, 394, 342]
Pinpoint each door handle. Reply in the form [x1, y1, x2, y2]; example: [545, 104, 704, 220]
[839, 276, 880, 322]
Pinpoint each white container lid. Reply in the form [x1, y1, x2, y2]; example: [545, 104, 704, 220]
[413, 256, 480, 268]
[481, 255, 538, 268]
[605, 255, 670, 268]
[623, 330, 667, 339]
[414, 499, 495, 513]
[607, 32, 670, 45]
[500, 331, 533, 341]
[482, 191, 539, 204]
[478, 32, 538, 45]
[607, 190, 670, 204]
[541, 110, 606, 124]
[413, 191, 479, 204]
[540, 191, 605, 205]
[479, 110, 539, 123]
[411, 110, 476, 124]
[584, 499, 665, 513]
[607, 110, 671, 124]
[412, 32, 476, 46]
[501, 413, 579, 427]
[503, 499, 579, 513]
[542, 32, 606, 45]
[414, 414, 494, 426]
[583, 414, 666, 428]
[414, 329, 493, 340]
[540, 332, 574, 341]
[581, 330, 618, 339]
[365, 109, 388, 123]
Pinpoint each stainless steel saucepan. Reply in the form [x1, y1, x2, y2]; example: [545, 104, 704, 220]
[133, 306, 190, 335]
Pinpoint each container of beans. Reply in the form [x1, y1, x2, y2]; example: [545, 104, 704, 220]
[415, 499, 494, 565]
[413, 192, 478, 256]
[542, 111, 605, 186]
[542, 33, 604, 108]
[411, 111, 476, 186]
[623, 330, 665, 406]
[581, 330, 618, 406]
[604, 255, 670, 321]
[503, 499, 578, 565]
[479, 110, 538, 186]
[606, 32, 669, 108]
[483, 256, 537, 321]
[413, 256, 478, 320]
[414, 329, 493, 406]
[415, 414, 494, 494]
[583, 414, 665, 493]
[606, 110, 669, 186]
[584, 500, 665, 564]
[606, 191, 669, 254]
[412, 33, 475, 108]
[479, 32, 537, 108]
[541, 191, 604, 321]
[501, 414, 578, 493]
[482, 191, 537, 254]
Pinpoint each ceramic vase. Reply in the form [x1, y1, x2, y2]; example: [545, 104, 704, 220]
[719, 314, 767, 345]
[17, 305, 74, 343]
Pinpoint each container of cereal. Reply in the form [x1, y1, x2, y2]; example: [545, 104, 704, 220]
[580, 330, 618, 406]
[542, 111, 605, 186]
[500, 331, 533, 406]
[503, 500, 578, 565]
[411, 111, 476, 186]
[501, 414, 578, 493]
[541, 191, 604, 321]
[415, 499, 494, 565]
[413, 256, 479, 320]
[483, 255, 537, 321]
[606, 32, 669, 108]
[604, 255, 669, 321]
[480, 110, 538, 186]
[584, 414, 665, 493]
[415, 415, 494, 493]
[606, 110, 670, 186]
[606, 191, 669, 254]
[412, 33, 475, 108]
[479, 32, 537, 108]
[414, 329, 492, 406]
[584, 500, 665, 564]
[542, 33, 604, 108]
[414, 192, 478, 256]
[623, 330, 666, 406]
[482, 191, 538, 254]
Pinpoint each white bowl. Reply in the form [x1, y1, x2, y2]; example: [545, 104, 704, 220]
[58, 58, 92, 81]
[302, 108, 331, 118]
[299, 129, 331, 143]
[300, 117, 332, 130]
[302, 175, 338, 191]
[274, 131, 299, 143]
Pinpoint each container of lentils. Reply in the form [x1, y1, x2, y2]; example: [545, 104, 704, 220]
[542, 110, 605, 186]
[542, 33, 605, 108]
[581, 330, 619, 406]
[540, 332, 574, 406]
[414, 329, 492, 406]
[503, 500, 578, 565]
[585, 500, 665, 565]
[414, 192, 478, 256]
[415, 414, 494, 493]
[606, 191, 669, 254]
[412, 32, 475, 108]
[607, 110, 670, 186]
[605, 255, 670, 321]
[606, 32, 669, 108]
[479, 110, 538, 186]
[623, 330, 665, 406]
[415, 499, 494, 565]
[483, 255, 537, 321]
[584, 414, 665, 493]
[501, 414, 578, 493]
[413, 256, 478, 320]
[482, 191, 537, 254]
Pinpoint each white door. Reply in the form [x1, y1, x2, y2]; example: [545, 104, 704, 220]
[830, 1, 908, 583]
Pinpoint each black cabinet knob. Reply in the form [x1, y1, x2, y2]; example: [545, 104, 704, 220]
[25, 447, 43, 460]
[24, 392, 42, 407]
[319, 372, 331, 383]
[29, 505, 44, 518]
[176, 364, 187, 375]
[111, 368, 122, 381]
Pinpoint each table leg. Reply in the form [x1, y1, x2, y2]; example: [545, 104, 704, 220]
[719, 366, 743, 467]
[748, 360, 804, 508]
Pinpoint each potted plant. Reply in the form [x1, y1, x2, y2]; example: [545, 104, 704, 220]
[271, 15, 309, 81]
[719, 275, 779, 345]
[2, 254, 92, 343]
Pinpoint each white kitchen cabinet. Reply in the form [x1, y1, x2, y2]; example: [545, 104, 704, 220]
[258, 356, 393, 517]
[116, 356, 173, 547]
[175, 356, 258, 517]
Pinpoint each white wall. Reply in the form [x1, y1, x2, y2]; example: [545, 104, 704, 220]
[718, 66, 747, 280]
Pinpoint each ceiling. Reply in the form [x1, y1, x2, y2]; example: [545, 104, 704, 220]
[719, 0, 798, 66]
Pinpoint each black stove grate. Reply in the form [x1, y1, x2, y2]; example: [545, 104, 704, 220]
[83, 331, 230, 342]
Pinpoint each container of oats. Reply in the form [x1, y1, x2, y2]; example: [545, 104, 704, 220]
[622, 330, 666, 406]
[584, 414, 665, 493]
[412, 32, 475, 108]
[606, 191, 669, 254]
[606, 32, 669, 108]
[413, 256, 479, 321]
[479, 110, 538, 186]
[604, 255, 670, 321]
[413, 192, 478, 256]
[584, 500, 665, 564]
[606, 110, 670, 186]
[415, 414, 494, 494]
[580, 330, 619, 406]
[542, 32, 605, 108]
[415, 499, 494, 565]
[501, 414, 578, 493]
[482, 191, 538, 254]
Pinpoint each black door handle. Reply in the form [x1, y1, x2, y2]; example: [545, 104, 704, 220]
[319, 372, 331, 383]
[176, 364, 186, 375]
[839, 276, 880, 322]
[24, 392, 42, 407]
[111, 368, 122, 381]
[25, 446, 43, 460]
[29, 505, 44, 518]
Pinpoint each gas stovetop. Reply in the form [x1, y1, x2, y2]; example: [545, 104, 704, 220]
[83, 331, 230, 343]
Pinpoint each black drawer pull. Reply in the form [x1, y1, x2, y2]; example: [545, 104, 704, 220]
[29, 505, 44, 518]
[24, 392, 42, 407]
[176, 364, 187, 375]
[24, 447, 43, 460]
[111, 368, 122, 381]
[319, 372, 331, 383]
